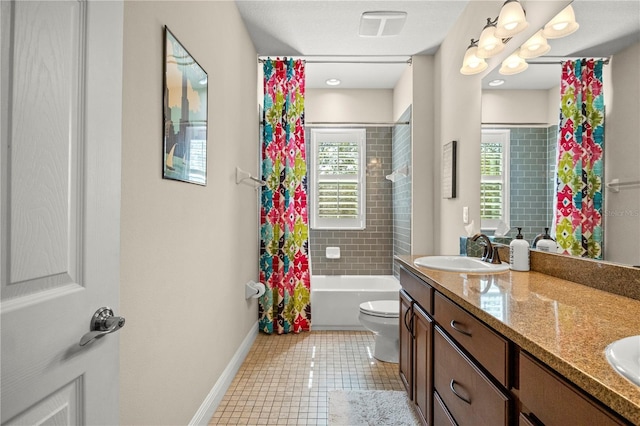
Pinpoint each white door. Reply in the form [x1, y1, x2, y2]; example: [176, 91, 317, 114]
[1, 0, 123, 424]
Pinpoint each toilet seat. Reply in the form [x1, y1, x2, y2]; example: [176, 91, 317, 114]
[359, 300, 399, 318]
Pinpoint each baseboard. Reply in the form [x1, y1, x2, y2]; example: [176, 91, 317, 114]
[189, 320, 258, 426]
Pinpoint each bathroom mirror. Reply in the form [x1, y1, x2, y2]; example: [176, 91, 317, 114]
[480, 1, 640, 266]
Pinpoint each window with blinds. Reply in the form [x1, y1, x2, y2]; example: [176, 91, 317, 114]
[481, 129, 510, 230]
[310, 129, 366, 229]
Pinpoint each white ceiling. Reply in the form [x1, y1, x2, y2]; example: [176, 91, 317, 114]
[236, 0, 640, 90]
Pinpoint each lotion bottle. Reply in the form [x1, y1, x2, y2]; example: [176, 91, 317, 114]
[535, 228, 557, 253]
[510, 228, 530, 271]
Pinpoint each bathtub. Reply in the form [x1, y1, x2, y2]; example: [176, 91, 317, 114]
[311, 275, 400, 330]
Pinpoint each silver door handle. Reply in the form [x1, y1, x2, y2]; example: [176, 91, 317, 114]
[79, 307, 125, 346]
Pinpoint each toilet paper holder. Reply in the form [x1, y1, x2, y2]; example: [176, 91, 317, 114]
[245, 280, 266, 299]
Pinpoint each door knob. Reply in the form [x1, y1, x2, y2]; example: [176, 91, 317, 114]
[79, 307, 125, 346]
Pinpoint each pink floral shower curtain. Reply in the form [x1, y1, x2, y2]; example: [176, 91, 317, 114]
[259, 58, 310, 334]
[554, 59, 605, 259]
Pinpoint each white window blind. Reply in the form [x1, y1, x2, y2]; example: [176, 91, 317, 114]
[481, 129, 510, 230]
[311, 129, 366, 229]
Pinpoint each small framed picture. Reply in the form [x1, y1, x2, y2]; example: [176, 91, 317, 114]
[442, 140, 457, 199]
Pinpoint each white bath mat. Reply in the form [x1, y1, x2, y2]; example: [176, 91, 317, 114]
[328, 390, 420, 426]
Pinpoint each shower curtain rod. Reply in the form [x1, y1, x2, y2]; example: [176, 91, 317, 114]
[527, 56, 610, 65]
[258, 56, 412, 65]
[305, 121, 410, 126]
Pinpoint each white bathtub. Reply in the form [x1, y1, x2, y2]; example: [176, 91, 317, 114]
[311, 275, 400, 330]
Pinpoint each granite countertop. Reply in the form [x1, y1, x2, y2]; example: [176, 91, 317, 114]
[395, 254, 640, 425]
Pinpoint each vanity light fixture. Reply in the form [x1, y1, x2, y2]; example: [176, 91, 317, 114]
[488, 79, 505, 87]
[477, 18, 506, 59]
[325, 78, 341, 86]
[460, 39, 488, 75]
[499, 49, 528, 75]
[542, 5, 579, 39]
[519, 30, 551, 59]
[494, 0, 529, 39]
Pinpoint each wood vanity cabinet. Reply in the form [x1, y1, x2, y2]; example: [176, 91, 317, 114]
[413, 304, 433, 425]
[398, 265, 631, 426]
[399, 268, 434, 426]
[434, 292, 509, 387]
[433, 326, 509, 425]
[399, 289, 414, 400]
[519, 352, 628, 426]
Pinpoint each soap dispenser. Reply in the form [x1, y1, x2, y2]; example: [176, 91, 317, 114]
[534, 227, 557, 253]
[510, 228, 530, 271]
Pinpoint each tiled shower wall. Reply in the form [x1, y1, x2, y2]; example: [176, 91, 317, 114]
[496, 126, 557, 241]
[309, 127, 394, 275]
[392, 107, 412, 277]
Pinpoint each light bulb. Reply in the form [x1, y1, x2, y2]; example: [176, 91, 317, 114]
[543, 5, 579, 39]
[495, 0, 529, 38]
[477, 20, 505, 59]
[460, 44, 488, 75]
[499, 50, 528, 75]
[519, 30, 551, 59]
[553, 22, 568, 31]
[504, 22, 518, 31]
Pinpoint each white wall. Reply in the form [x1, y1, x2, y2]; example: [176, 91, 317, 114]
[482, 89, 553, 125]
[305, 89, 393, 123]
[410, 56, 435, 255]
[120, 2, 259, 424]
[547, 85, 560, 124]
[393, 64, 413, 122]
[604, 41, 640, 265]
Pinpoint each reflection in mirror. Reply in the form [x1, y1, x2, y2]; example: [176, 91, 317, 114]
[480, 1, 640, 267]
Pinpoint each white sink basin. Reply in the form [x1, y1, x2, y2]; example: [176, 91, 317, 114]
[413, 256, 509, 273]
[605, 335, 640, 386]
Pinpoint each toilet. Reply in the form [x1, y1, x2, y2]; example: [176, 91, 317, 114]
[358, 300, 400, 363]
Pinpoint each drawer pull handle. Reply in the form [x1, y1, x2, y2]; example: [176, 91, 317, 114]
[449, 379, 471, 404]
[450, 320, 472, 337]
[404, 306, 412, 333]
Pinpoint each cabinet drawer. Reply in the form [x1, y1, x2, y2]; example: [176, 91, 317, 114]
[434, 326, 510, 426]
[434, 292, 508, 386]
[519, 352, 626, 426]
[433, 391, 456, 426]
[400, 267, 433, 314]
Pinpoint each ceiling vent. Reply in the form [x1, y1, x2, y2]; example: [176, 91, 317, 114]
[359, 11, 407, 37]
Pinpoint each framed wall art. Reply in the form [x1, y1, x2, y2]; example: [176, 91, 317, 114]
[163, 26, 208, 185]
[442, 140, 457, 199]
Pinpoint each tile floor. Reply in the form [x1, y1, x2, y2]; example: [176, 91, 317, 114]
[209, 331, 404, 425]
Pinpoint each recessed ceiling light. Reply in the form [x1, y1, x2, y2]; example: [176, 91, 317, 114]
[488, 79, 505, 87]
[359, 11, 407, 37]
[326, 78, 341, 86]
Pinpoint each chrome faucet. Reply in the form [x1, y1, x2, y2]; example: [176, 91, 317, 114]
[471, 233, 502, 264]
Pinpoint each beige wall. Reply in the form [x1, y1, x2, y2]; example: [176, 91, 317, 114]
[120, 2, 259, 424]
[305, 89, 393, 123]
[482, 89, 553, 125]
[393, 64, 413, 122]
[410, 56, 436, 255]
[433, 2, 484, 255]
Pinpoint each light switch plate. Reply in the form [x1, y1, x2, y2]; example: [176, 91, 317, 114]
[463, 206, 469, 224]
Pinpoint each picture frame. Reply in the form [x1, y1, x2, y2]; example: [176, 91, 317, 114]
[442, 140, 457, 199]
[163, 26, 207, 185]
